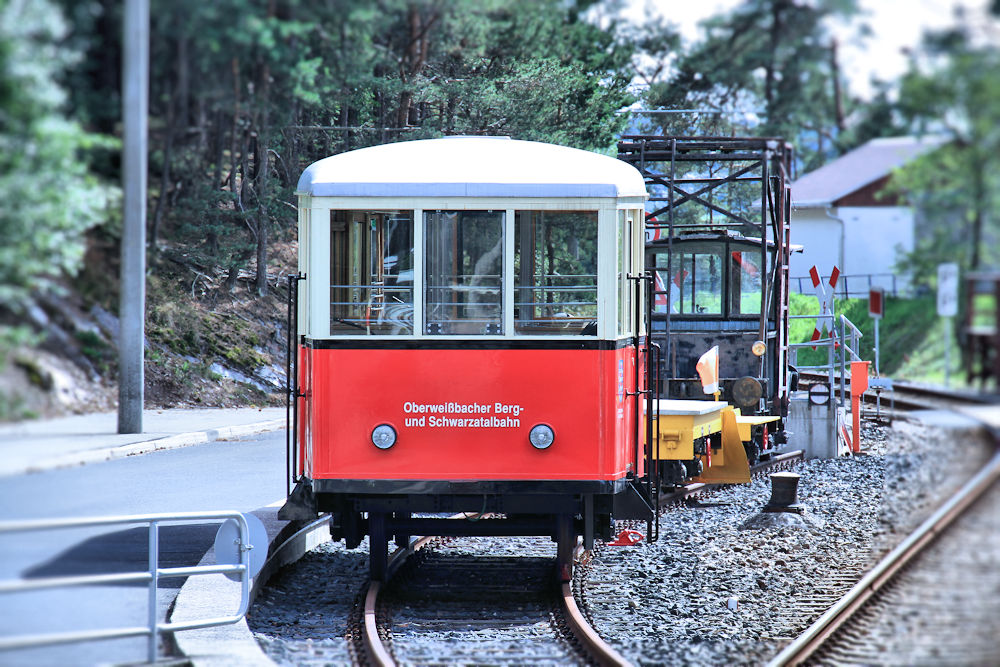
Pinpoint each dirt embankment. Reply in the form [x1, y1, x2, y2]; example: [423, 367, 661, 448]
[0, 240, 296, 422]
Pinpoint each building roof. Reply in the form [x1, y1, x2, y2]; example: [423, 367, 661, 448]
[791, 136, 944, 209]
[297, 136, 648, 199]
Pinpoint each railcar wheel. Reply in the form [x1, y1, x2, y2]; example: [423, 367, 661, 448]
[660, 460, 688, 486]
[555, 515, 575, 582]
[744, 439, 760, 465]
[369, 512, 389, 581]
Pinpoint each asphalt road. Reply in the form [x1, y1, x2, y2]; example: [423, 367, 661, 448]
[0, 430, 286, 665]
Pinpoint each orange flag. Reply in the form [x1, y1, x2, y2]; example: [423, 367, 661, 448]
[696, 346, 720, 395]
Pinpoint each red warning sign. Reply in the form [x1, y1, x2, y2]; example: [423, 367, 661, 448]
[869, 287, 884, 320]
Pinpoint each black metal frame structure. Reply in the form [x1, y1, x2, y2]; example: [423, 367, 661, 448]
[618, 135, 794, 416]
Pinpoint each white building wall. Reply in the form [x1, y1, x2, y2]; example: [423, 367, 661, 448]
[840, 206, 914, 296]
[789, 208, 842, 293]
[789, 205, 914, 296]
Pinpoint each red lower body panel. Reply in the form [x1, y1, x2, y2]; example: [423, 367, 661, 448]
[298, 344, 637, 482]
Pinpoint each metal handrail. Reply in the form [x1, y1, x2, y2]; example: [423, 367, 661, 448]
[788, 312, 863, 409]
[0, 511, 257, 663]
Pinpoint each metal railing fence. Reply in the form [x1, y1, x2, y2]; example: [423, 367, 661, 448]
[788, 313, 863, 406]
[791, 273, 910, 298]
[0, 511, 258, 664]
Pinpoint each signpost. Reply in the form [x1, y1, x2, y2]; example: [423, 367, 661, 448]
[937, 262, 960, 387]
[867, 287, 892, 419]
[868, 287, 884, 375]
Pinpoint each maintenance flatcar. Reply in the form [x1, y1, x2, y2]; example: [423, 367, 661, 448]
[281, 137, 663, 580]
[619, 136, 796, 474]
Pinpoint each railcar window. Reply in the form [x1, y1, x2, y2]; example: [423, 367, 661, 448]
[513, 211, 598, 335]
[329, 210, 414, 335]
[653, 245, 723, 315]
[729, 250, 763, 315]
[424, 211, 504, 335]
[617, 211, 633, 336]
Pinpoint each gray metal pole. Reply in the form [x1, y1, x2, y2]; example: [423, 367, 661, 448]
[118, 0, 149, 434]
[873, 318, 880, 376]
[944, 316, 952, 387]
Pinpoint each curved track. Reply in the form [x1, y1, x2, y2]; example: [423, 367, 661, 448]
[660, 449, 805, 509]
[355, 452, 807, 667]
[357, 535, 628, 666]
[799, 371, 1000, 413]
[251, 388, 1000, 665]
[768, 421, 1000, 665]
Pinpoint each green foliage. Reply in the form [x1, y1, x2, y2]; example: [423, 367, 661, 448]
[0, 0, 116, 313]
[0, 392, 38, 422]
[0, 354, 45, 421]
[274, 0, 636, 153]
[641, 0, 859, 169]
[44, 0, 639, 294]
[0, 325, 41, 369]
[75, 329, 113, 373]
[146, 276, 267, 371]
[889, 16, 1000, 277]
[788, 293, 939, 377]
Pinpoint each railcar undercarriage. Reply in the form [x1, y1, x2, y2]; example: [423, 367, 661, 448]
[280, 478, 656, 580]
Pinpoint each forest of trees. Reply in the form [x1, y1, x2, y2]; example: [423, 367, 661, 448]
[2, 0, 999, 347]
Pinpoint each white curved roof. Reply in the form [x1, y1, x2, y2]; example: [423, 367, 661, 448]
[297, 136, 647, 199]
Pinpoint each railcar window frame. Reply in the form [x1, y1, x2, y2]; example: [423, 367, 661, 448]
[328, 209, 416, 336]
[648, 238, 773, 321]
[301, 197, 645, 341]
[513, 210, 600, 336]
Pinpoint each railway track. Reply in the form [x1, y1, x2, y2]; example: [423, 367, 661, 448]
[799, 371, 1000, 414]
[254, 397, 998, 666]
[354, 530, 627, 666]
[660, 449, 805, 509]
[768, 432, 1000, 665]
[352, 454, 808, 667]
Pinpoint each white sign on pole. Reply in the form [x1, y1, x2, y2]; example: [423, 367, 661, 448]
[937, 262, 959, 317]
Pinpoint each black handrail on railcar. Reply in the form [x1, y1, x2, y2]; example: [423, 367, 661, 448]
[285, 272, 306, 497]
[646, 272, 661, 541]
[629, 269, 660, 541]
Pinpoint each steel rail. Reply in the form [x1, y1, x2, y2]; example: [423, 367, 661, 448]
[654, 449, 805, 508]
[560, 581, 630, 666]
[360, 533, 442, 667]
[757, 449, 806, 470]
[361, 522, 629, 667]
[363, 581, 394, 667]
[768, 445, 1000, 666]
[357, 450, 805, 667]
[797, 370, 999, 411]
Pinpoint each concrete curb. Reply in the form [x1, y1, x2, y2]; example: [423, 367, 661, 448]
[171, 512, 331, 666]
[16, 419, 286, 477]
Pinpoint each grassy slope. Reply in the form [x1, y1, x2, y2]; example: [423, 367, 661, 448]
[788, 292, 972, 386]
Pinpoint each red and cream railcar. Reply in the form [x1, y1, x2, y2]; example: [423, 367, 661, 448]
[280, 137, 656, 579]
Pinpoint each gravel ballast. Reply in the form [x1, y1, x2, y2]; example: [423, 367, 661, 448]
[248, 411, 993, 665]
[583, 414, 993, 665]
